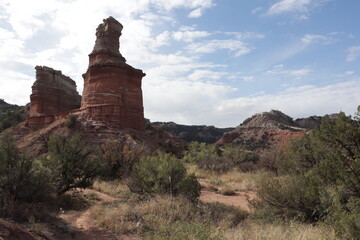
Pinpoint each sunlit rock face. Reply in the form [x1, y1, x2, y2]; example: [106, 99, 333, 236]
[81, 17, 146, 132]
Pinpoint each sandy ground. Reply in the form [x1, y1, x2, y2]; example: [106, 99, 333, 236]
[200, 189, 256, 212]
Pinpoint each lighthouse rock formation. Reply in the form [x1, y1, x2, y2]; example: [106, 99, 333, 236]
[80, 17, 146, 131]
[27, 17, 146, 132]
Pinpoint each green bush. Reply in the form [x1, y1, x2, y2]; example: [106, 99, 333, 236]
[0, 135, 52, 220]
[183, 142, 219, 164]
[255, 173, 323, 222]
[64, 114, 78, 128]
[47, 134, 98, 195]
[255, 107, 360, 239]
[197, 155, 234, 173]
[98, 139, 149, 179]
[223, 146, 259, 166]
[128, 152, 201, 202]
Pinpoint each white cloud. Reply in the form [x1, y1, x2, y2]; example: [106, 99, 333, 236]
[267, 0, 312, 16]
[153, 0, 214, 11]
[301, 34, 333, 45]
[188, 8, 203, 18]
[144, 77, 360, 127]
[172, 30, 210, 42]
[242, 76, 255, 82]
[251, 7, 262, 15]
[0, 0, 357, 128]
[267, 65, 311, 78]
[187, 39, 251, 57]
[225, 32, 265, 40]
[213, 79, 360, 127]
[266, 0, 329, 19]
[347, 46, 360, 62]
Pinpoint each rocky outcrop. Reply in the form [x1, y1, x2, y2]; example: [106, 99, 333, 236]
[29, 66, 81, 117]
[27, 66, 81, 127]
[151, 121, 234, 143]
[295, 116, 322, 129]
[216, 110, 306, 148]
[80, 17, 146, 132]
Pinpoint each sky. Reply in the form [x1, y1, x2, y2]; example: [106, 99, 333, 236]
[0, 0, 359, 127]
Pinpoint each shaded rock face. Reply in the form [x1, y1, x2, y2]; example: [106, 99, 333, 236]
[81, 17, 146, 132]
[151, 121, 234, 143]
[27, 66, 81, 127]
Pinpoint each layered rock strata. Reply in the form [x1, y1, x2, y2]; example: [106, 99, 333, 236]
[27, 66, 81, 127]
[80, 17, 146, 131]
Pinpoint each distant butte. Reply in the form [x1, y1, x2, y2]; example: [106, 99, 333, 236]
[26, 17, 146, 132]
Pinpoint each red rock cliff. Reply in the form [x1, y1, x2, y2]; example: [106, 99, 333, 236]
[81, 17, 146, 132]
[29, 66, 81, 117]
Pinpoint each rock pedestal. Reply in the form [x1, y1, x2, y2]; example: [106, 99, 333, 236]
[81, 17, 146, 132]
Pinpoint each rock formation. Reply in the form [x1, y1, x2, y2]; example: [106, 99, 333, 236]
[26, 17, 146, 132]
[27, 66, 81, 127]
[151, 121, 234, 143]
[216, 110, 306, 147]
[80, 17, 146, 131]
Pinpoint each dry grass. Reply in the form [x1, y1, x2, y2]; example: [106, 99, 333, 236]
[90, 172, 339, 240]
[92, 178, 131, 199]
[223, 221, 339, 240]
[90, 194, 248, 237]
[187, 163, 260, 192]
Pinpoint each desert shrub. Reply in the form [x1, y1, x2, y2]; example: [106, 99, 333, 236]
[223, 146, 259, 165]
[128, 152, 200, 202]
[275, 134, 321, 175]
[183, 142, 237, 173]
[183, 142, 219, 163]
[255, 173, 324, 222]
[258, 149, 278, 173]
[64, 114, 78, 128]
[0, 135, 52, 220]
[0, 108, 24, 131]
[220, 188, 236, 196]
[197, 155, 234, 173]
[200, 202, 248, 228]
[47, 133, 98, 195]
[323, 188, 360, 239]
[98, 139, 149, 179]
[255, 108, 360, 239]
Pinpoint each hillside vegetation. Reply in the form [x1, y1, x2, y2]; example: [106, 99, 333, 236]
[0, 99, 26, 132]
[0, 106, 358, 239]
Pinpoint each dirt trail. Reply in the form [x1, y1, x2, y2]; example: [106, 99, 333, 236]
[200, 189, 256, 212]
[198, 180, 257, 212]
[59, 189, 139, 240]
[58, 184, 255, 239]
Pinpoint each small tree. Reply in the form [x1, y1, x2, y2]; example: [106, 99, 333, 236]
[47, 134, 98, 195]
[0, 135, 52, 219]
[99, 139, 149, 179]
[0, 135, 33, 214]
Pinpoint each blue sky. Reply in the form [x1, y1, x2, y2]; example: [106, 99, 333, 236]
[0, 0, 359, 127]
